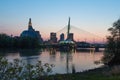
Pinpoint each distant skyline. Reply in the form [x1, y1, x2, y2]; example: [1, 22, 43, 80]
[0, 0, 120, 41]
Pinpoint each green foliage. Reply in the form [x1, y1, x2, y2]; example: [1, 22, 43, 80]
[19, 37, 39, 48]
[0, 33, 40, 48]
[0, 33, 13, 48]
[103, 18, 120, 65]
[0, 56, 54, 80]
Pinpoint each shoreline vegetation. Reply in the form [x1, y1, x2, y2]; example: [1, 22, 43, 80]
[41, 65, 120, 80]
[0, 56, 54, 80]
[0, 33, 41, 49]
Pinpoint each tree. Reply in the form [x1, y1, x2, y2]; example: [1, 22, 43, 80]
[0, 33, 40, 48]
[0, 33, 13, 48]
[102, 18, 120, 66]
[19, 37, 39, 48]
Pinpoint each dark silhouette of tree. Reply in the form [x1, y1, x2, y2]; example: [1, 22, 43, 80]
[0, 33, 13, 48]
[19, 37, 39, 48]
[0, 33, 40, 49]
[103, 18, 120, 66]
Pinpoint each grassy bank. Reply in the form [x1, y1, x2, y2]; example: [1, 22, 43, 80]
[39, 66, 120, 80]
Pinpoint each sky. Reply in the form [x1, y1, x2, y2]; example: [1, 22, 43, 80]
[0, 0, 120, 41]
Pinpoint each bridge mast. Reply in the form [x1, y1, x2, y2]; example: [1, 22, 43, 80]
[67, 17, 70, 39]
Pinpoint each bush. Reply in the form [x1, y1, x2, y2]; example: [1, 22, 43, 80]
[0, 56, 54, 80]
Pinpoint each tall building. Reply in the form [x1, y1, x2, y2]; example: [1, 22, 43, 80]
[59, 33, 64, 41]
[20, 18, 43, 43]
[68, 33, 74, 41]
[50, 32, 57, 43]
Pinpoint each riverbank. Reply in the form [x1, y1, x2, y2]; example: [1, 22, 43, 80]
[39, 66, 120, 80]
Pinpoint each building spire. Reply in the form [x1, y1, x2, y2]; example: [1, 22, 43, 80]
[28, 18, 34, 31]
[28, 18, 32, 27]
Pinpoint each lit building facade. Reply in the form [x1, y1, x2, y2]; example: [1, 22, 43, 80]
[68, 33, 74, 41]
[50, 32, 57, 43]
[20, 18, 43, 43]
[59, 33, 64, 41]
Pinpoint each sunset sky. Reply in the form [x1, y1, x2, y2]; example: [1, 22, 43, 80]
[0, 0, 120, 41]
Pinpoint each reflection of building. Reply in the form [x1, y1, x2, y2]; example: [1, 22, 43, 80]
[59, 33, 64, 41]
[50, 32, 57, 43]
[20, 18, 43, 43]
[68, 33, 74, 41]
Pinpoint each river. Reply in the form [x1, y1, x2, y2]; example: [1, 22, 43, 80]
[0, 48, 104, 74]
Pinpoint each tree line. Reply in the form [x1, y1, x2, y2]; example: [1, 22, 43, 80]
[0, 33, 40, 48]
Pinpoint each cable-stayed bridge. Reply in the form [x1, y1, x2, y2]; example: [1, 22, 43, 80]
[56, 25, 105, 44]
[47, 17, 106, 51]
[56, 17, 105, 44]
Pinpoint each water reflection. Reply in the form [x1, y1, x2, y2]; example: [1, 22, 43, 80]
[0, 48, 104, 74]
[72, 64, 76, 74]
[20, 49, 41, 65]
[66, 51, 73, 73]
[19, 49, 41, 56]
[49, 48, 57, 62]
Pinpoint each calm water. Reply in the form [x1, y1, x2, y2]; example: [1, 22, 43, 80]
[0, 48, 104, 74]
